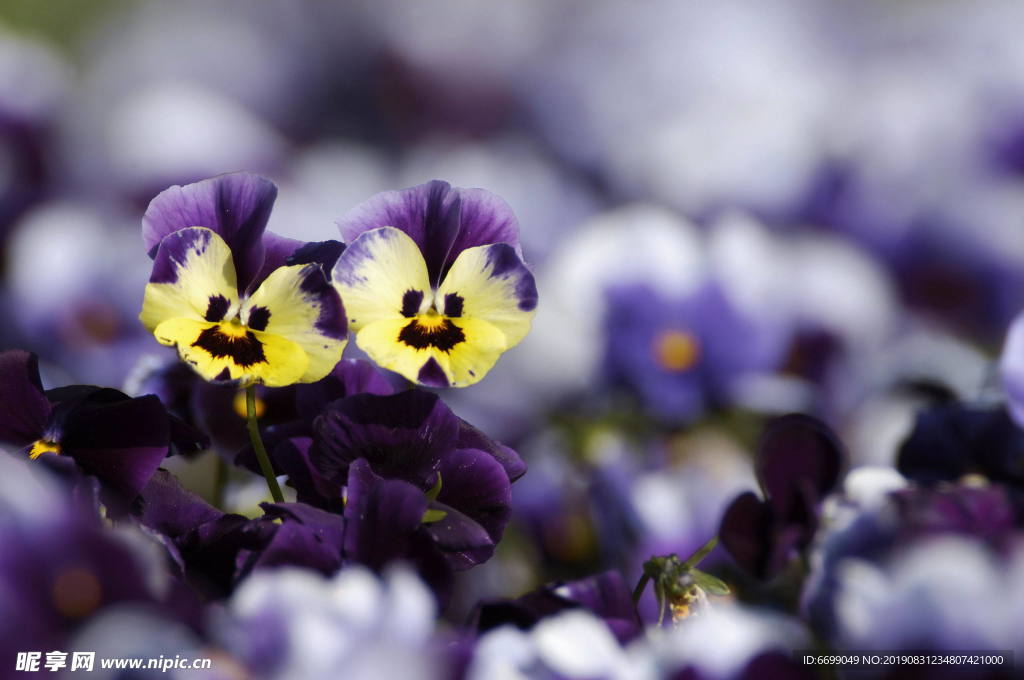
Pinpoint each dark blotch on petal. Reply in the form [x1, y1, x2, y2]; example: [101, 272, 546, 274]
[247, 306, 271, 331]
[401, 289, 425, 318]
[443, 293, 464, 318]
[399, 318, 465, 352]
[205, 295, 231, 322]
[193, 326, 267, 368]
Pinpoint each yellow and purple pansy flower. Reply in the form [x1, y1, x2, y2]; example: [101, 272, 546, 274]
[139, 172, 348, 387]
[332, 180, 538, 388]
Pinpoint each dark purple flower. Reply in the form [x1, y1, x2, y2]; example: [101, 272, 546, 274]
[341, 459, 453, 603]
[0, 350, 196, 502]
[720, 414, 843, 580]
[897, 403, 1024, 487]
[137, 470, 345, 598]
[311, 390, 520, 565]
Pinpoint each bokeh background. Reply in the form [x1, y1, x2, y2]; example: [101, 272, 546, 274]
[3, 0, 1024, 641]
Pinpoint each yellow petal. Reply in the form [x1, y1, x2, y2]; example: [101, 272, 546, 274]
[140, 227, 239, 332]
[242, 264, 348, 383]
[332, 227, 432, 331]
[435, 243, 537, 348]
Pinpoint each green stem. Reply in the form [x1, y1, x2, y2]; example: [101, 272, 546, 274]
[632, 573, 650, 605]
[213, 454, 228, 509]
[246, 384, 284, 503]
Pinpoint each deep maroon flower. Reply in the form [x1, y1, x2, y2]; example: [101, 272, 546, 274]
[0, 350, 200, 502]
[719, 414, 843, 580]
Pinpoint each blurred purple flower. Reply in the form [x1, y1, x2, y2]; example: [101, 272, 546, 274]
[720, 414, 844, 580]
[603, 282, 789, 424]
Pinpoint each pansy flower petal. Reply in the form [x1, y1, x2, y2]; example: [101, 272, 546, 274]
[60, 394, 170, 497]
[140, 227, 239, 332]
[242, 263, 347, 383]
[332, 226, 432, 331]
[355, 315, 507, 388]
[152, 318, 308, 387]
[336, 180, 461, 286]
[250, 231, 304, 291]
[0, 350, 51, 445]
[142, 172, 276, 292]
[448, 187, 523, 261]
[436, 242, 538, 347]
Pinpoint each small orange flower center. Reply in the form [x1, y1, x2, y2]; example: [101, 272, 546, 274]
[51, 567, 102, 619]
[653, 329, 700, 372]
[28, 439, 61, 460]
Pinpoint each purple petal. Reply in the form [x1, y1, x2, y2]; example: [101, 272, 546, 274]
[423, 500, 494, 568]
[336, 180, 461, 285]
[250, 231, 305, 293]
[294, 359, 394, 417]
[436, 447, 511, 545]
[0, 350, 51, 446]
[558, 571, 640, 641]
[138, 469, 222, 537]
[456, 419, 527, 482]
[244, 503, 345, 576]
[757, 414, 843, 522]
[449, 187, 522, 260]
[142, 172, 277, 292]
[312, 390, 459, 488]
[342, 458, 428, 569]
[719, 491, 803, 580]
[61, 395, 170, 497]
[1001, 311, 1024, 427]
[286, 240, 347, 279]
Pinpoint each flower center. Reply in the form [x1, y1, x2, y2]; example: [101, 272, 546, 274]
[398, 311, 466, 352]
[28, 439, 61, 460]
[192, 321, 267, 367]
[653, 329, 700, 372]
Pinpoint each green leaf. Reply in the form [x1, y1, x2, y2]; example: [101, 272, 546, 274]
[691, 569, 730, 596]
[421, 508, 448, 524]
